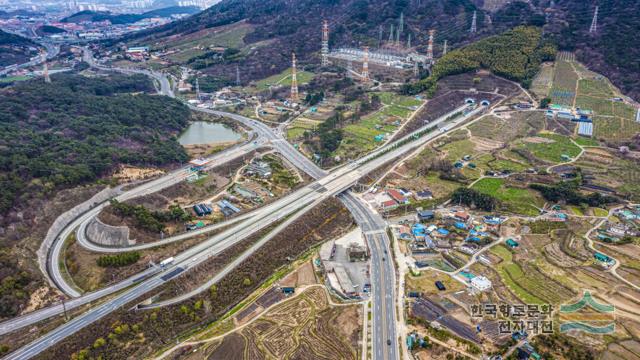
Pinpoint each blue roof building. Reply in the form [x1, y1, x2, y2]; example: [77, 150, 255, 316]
[454, 222, 467, 229]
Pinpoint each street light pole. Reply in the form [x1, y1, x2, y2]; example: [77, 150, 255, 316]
[60, 295, 69, 321]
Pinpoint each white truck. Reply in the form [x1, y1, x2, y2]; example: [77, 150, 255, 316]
[159, 257, 175, 268]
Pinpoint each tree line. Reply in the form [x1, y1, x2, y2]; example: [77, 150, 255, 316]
[402, 26, 556, 96]
[451, 187, 499, 211]
[96, 252, 141, 268]
[0, 73, 191, 216]
[109, 200, 193, 233]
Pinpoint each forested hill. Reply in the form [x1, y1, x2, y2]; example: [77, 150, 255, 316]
[0, 29, 40, 67]
[0, 73, 190, 218]
[61, 6, 200, 25]
[546, 0, 640, 100]
[117, 0, 488, 82]
[118, 0, 639, 100]
[0, 30, 36, 47]
[402, 26, 556, 96]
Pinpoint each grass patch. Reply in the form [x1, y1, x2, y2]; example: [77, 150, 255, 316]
[255, 68, 314, 90]
[472, 178, 543, 216]
[521, 133, 581, 163]
[573, 137, 599, 146]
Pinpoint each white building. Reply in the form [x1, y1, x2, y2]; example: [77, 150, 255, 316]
[470, 276, 492, 292]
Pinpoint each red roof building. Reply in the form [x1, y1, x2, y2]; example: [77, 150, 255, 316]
[381, 200, 398, 210]
[387, 189, 408, 204]
[454, 211, 470, 221]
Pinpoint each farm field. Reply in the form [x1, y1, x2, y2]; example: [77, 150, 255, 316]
[472, 178, 543, 216]
[594, 115, 640, 142]
[530, 62, 553, 99]
[405, 270, 465, 296]
[202, 286, 360, 359]
[467, 112, 543, 143]
[286, 117, 322, 140]
[542, 54, 640, 142]
[573, 148, 640, 201]
[490, 244, 573, 305]
[156, 23, 255, 63]
[334, 92, 424, 160]
[549, 59, 578, 107]
[518, 132, 581, 163]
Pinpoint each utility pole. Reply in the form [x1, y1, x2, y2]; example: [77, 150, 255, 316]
[413, 61, 419, 78]
[388, 24, 394, 44]
[59, 296, 68, 321]
[397, 12, 403, 46]
[43, 61, 50, 83]
[470, 10, 477, 33]
[290, 52, 299, 101]
[41, 49, 50, 83]
[321, 19, 329, 67]
[378, 25, 383, 48]
[407, 33, 411, 48]
[195, 77, 200, 100]
[589, 6, 599, 33]
[443, 39, 448, 56]
[235, 64, 240, 86]
[426, 29, 435, 63]
[361, 46, 369, 82]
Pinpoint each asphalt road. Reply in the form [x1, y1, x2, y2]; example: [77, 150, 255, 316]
[6, 100, 482, 359]
[4, 54, 485, 359]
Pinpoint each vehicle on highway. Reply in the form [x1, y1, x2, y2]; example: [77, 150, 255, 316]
[387, 339, 391, 346]
[159, 257, 175, 268]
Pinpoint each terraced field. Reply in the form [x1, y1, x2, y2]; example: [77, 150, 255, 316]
[543, 55, 640, 142]
[549, 60, 578, 107]
[491, 245, 574, 305]
[334, 92, 423, 160]
[286, 117, 322, 139]
[204, 287, 360, 359]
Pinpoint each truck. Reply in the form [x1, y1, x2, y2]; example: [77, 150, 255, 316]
[159, 257, 175, 268]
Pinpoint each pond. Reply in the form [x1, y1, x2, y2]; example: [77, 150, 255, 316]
[178, 121, 242, 145]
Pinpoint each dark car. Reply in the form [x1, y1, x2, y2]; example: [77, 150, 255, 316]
[435, 280, 446, 291]
[387, 339, 391, 346]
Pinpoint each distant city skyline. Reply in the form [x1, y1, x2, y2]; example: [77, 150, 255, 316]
[1, 0, 220, 13]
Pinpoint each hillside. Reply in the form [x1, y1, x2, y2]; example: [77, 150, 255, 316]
[0, 73, 190, 218]
[0, 72, 192, 318]
[0, 29, 39, 67]
[61, 6, 200, 25]
[119, 0, 486, 83]
[118, 0, 639, 101]
[546, 0, 640, 101]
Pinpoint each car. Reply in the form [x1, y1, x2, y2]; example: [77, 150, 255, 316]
[387, 339, 391, 346]
[382, 257, 386, 261]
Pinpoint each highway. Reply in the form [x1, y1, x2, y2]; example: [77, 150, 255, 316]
[341, 194, 399, 360]
[0, 140, 266, 336]
[0, 41, 59, 76]
[5, 101, 482, 360]
[4, 51, 484, 359]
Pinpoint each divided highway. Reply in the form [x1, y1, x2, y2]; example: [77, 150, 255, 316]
[3, 52, 485, 360]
